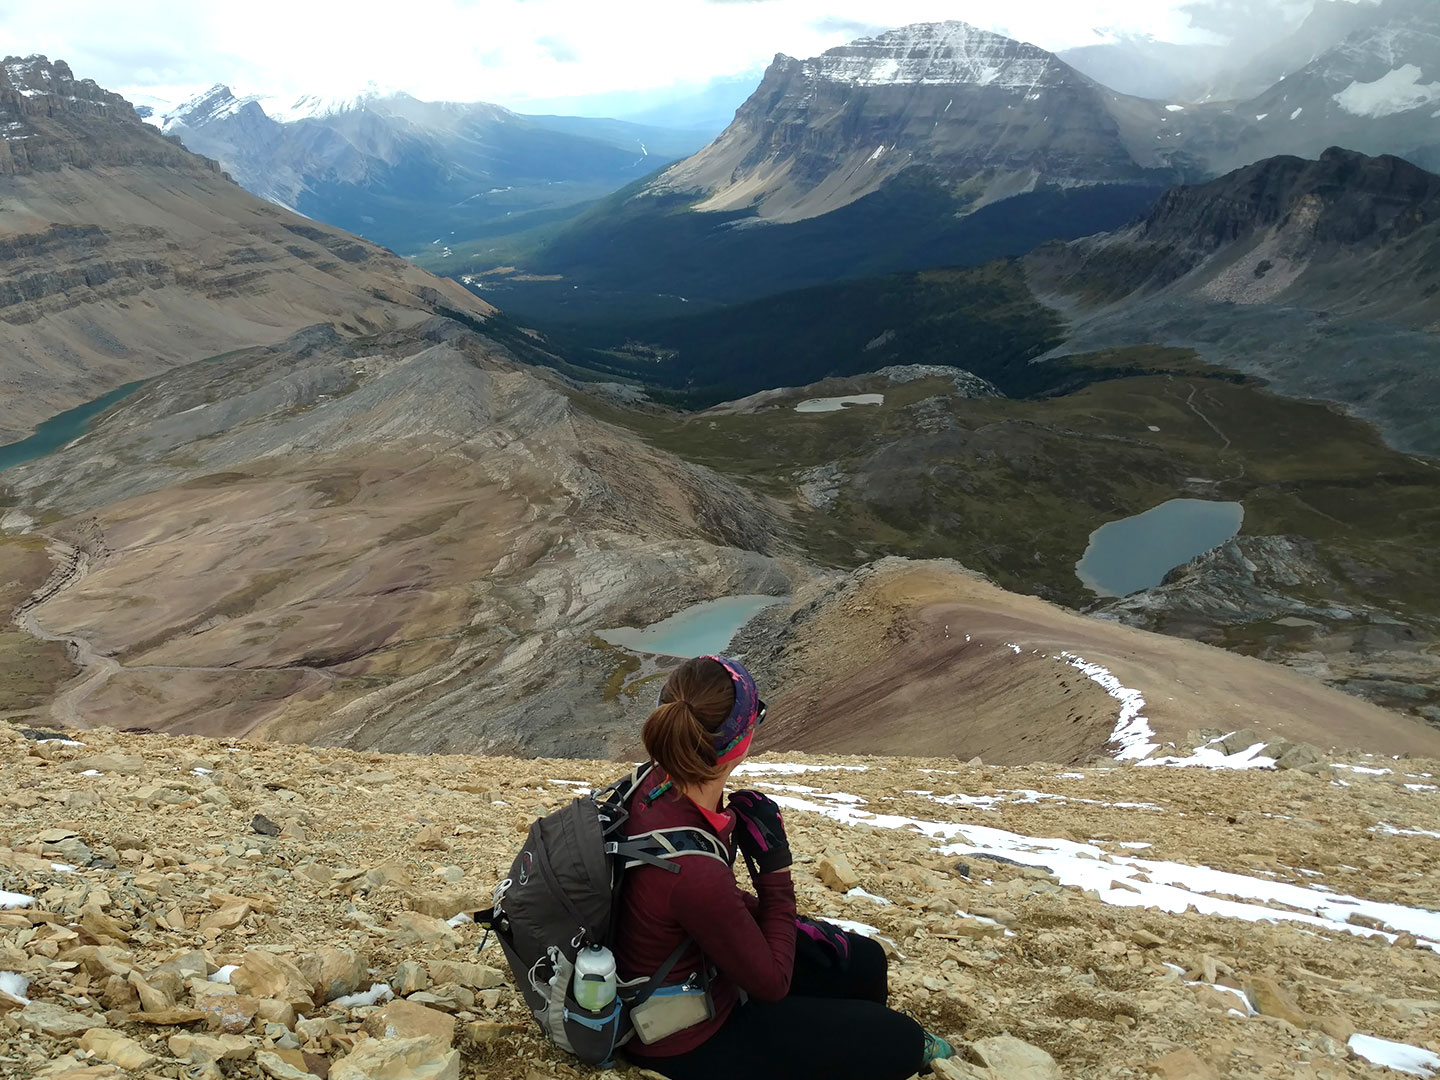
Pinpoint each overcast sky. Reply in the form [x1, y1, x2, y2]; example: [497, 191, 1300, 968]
[1, 0, 1341, 113]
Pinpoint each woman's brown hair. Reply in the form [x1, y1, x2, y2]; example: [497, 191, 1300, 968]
[642, 657, 736, 789]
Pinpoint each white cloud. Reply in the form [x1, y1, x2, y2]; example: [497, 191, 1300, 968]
[2, 0, 1284, 111]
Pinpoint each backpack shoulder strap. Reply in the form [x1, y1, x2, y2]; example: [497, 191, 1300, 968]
[609, 825, 730, 873]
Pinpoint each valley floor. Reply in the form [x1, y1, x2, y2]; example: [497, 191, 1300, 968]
[2, 724, 1438, 1079]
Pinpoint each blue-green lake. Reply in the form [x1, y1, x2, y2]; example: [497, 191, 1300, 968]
[597, 595, 785, 657]
[0, 380, 148, 474]
[1076, 499, 1244, 597]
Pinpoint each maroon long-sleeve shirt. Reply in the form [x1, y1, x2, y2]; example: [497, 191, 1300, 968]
[614, 772, 797, 1058]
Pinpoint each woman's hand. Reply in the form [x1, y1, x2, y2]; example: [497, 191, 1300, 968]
[795, 915, 852, 970]
[729, 789, 792, 875]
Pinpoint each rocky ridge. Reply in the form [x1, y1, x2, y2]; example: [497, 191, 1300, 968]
[0, 56, 204, 177]
[1095, 537, 1440, 725]
[1, 722, 1437, 1080]
[1033, 148, 1440, 327]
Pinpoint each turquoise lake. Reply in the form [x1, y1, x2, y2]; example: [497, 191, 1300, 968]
[597, 595, 785, 657]
[1076, 499, 1244, 597]
[0, 380, 148, 474]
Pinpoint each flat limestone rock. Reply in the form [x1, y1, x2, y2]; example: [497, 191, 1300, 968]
[256, 1049, 322, 1080]
[331, 1035, 460, 1080]
[169, 1032, 255, 1063]
[18, 1000, 107, 1037]
[1147, 1049, 1220, 1080]
[362, 998, 455, 1046]
[971, 1035, 1061, 1080]
[231, 951, 315, 1010]
[77, 1028, 157, 1071]
[817, 848, 861, 891]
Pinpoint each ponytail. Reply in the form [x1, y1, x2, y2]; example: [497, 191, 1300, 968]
[642, 699, 723, 789]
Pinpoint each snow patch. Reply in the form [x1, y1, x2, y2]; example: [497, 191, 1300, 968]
[1375, 823, 1440, 840]
[768, 788, 1440, 950]
[1290, 107, 1304, 119]
[1138, 736, 1276, 771]
[0, 971, 29, 1003]
[0, 891, 35, 909]
[209, 965, 238, 984]
[1334, 763, 1392, 776]
[1165, 105, 1185, 112]
[1348, 1034, 1440, 1077]
[845, 886, 893, 906]
[332, 982, 393, 1008]
[1334, 65, 1440, 119]
[733, 763, 868, 777]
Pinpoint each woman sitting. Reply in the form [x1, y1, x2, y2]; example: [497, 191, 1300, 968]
[614, 654, 956, 1080]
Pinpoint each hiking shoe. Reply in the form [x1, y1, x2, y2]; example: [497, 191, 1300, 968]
[921, 1029, 956, 1072]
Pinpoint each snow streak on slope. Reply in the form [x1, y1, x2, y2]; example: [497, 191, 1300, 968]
[1057, 651, 1158, 761]
[801, 21, 1063, 89]
[765, 784, 1440, 951]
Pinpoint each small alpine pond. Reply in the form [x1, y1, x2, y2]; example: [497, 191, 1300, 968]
[1076, 499, 1244, 598]
[0, 379, 148, 474]
[597, 595, 785, 658]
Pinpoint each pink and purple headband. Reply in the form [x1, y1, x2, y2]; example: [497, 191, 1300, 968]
[658, 654, 764, 763]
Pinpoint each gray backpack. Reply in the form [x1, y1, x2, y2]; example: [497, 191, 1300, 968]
[480, 763, 729, 1065]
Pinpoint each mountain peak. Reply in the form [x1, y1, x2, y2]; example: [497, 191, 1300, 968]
[2, 54, 127, 108]
[798, 20, 1064, 89]
[163, 84, 265, 133]
[261, 81, 403, 123]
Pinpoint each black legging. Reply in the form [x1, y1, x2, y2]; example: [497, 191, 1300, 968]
[629, 933, 925, 1080]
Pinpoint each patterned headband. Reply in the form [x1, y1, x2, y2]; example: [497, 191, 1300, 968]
[658, 655, 762, 758]
[704, 654, 762, 758]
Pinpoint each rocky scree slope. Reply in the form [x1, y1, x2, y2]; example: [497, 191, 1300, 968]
[1, 318, 795, 757]
[0, 723, 1438, 1080]
[0, 56, 495, 445]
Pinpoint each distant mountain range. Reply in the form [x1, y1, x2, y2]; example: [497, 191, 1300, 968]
[0, 55, 495, 443]
[153, 84, 712, 254]
[460, 4, 1440, 316]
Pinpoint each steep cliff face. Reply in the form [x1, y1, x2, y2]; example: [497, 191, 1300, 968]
[0, 55, 208, 176]
[1032, 147, 1440, 325]
[655, 22, 1189, 224]
[0, 57, 495, 444]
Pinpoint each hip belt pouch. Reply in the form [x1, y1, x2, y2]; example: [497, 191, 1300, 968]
[628, 982, 714, 1045]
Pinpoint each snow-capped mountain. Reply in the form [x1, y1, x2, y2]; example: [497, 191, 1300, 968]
[1191, 0, 1382, 103]
[1214, 0, 1440, 172]
[155, 84, 708, 253]
[654, 21, 1195, 224]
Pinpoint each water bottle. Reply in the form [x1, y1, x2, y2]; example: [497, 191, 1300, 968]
[572, 945, 617, 1011]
